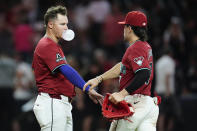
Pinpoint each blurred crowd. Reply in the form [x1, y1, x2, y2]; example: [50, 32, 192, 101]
[0, 0, 197, 131]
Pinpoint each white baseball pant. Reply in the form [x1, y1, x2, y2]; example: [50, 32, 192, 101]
[33, 92, 73, 131]
[109, 94, 159, 131]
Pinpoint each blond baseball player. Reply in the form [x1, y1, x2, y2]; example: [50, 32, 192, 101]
[32, 5, 103, 131]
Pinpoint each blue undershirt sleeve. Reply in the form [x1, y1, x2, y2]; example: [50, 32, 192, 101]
[59, 64, 90, 93]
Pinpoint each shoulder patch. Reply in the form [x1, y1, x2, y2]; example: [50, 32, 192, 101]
[134, 56, 144, 66]
[56, 53, 66, 62]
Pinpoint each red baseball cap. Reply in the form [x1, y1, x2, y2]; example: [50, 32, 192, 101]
[118, 11, 147, 27]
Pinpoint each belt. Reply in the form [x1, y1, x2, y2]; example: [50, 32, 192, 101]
[38, 92, 72, 103]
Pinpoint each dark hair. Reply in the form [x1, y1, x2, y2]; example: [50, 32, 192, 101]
[44, 5, 67, 27]
[126, 24, 148, 41]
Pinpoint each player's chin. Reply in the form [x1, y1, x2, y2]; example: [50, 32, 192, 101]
[58, 38, 68, 45]
[123, 37, 128, 42]
[123, 35, 127, 40]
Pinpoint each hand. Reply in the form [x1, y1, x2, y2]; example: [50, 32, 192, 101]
[83, 78, 100, 92]
[88, 89, 104, 105]
[109, 89, 129, 104]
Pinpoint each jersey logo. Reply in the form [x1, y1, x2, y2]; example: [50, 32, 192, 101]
[56, 53, 65, 62]
[134, 101, 140, 104]
[134, 56, 144, 66]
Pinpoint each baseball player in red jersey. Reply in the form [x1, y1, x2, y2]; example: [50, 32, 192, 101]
[84, 11, 159, 131]
[32, 5, 103, 131]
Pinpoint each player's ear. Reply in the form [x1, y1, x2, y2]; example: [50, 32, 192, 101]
[129, 26, 133, 33]
[48, 21, 54, 29]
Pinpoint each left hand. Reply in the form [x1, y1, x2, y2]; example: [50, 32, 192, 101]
[88, 89, 104, 105]
[109, 89, 129, 104]
[83, 78, 100, 92]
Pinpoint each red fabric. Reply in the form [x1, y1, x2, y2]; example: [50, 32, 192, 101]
[32, 37, 75, 97]
[118, 11, 147, 27]
[156, 96, 161, 105]
[154, 92, 162, 105]
[13, 24, 34, 52]
[102, 93, 134, 120]
[119, 41, 153, 96]
[102, 14, 124, 46]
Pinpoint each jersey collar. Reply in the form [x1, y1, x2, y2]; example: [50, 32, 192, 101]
[129, 39, 140, 46]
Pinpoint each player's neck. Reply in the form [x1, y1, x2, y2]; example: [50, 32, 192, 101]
[129, 35, 140, 46]
[45, 30, 58, 44]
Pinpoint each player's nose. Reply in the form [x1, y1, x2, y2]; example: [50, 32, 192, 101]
[64, 25, 68, 30]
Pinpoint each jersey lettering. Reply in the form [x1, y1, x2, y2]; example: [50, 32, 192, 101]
[145, 62, 152, 85]
[56, 53, 66, 62]
[120, 63, 126, 74]
[119, 63, 126, 83]
[148, 49, 152, 60]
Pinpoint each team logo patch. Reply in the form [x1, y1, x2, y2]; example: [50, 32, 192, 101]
[134, 56, 144, 66]
[56, 53, 66, 62]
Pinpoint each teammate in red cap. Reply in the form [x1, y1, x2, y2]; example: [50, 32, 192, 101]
[32, 5, 103, 131]
[84, 11, 159, 131]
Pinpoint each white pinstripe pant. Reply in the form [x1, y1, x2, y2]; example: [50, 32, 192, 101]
[33, 93, 73, 131]
[109, 94, 159, 131]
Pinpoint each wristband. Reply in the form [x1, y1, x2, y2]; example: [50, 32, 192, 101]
[96, 75, 103, 83]
[85, 85, 91, 93]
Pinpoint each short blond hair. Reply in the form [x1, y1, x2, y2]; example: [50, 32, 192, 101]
[44, 5, 67, 27]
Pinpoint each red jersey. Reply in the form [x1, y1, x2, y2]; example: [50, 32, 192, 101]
[119, 40, 153, 96]
[32, 37, 75, 97]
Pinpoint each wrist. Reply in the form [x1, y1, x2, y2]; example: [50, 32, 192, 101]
[85, 85, 90, 93]
[96, 75, 103, 83]
[120, 89, 129, 97]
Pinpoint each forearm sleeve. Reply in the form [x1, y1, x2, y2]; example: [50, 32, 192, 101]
[59, 64, 90, 92]
[125, 69, 150, 94]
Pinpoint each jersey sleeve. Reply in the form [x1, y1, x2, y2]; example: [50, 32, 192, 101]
[128, 46, 151, 73]
[37, 44, 67, 73]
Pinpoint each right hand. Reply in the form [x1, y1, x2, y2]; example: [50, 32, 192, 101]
[88, 89, 104, 105]
[83, 78, 99, 92]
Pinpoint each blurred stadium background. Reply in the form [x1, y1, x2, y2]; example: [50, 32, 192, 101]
[0, 0, 197, 131]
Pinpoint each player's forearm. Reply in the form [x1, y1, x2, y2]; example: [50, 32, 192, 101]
[59, 64, 90, 92]
[97, 62, 121, 82]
